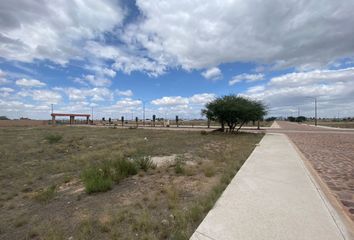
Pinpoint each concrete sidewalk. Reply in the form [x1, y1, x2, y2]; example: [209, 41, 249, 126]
[190, 133, 352, 240]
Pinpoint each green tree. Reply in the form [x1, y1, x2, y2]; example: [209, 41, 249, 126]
[202, 95, 266, 133]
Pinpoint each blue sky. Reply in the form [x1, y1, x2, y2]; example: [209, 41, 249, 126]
[1, 0, 354, 119]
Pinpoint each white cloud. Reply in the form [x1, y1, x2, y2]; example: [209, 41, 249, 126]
[115, 89, 133, 97]
[15, 78, 46, 87]
[63, 87, 113, 102]
[269, 67, 354, 87]
[17, 89, 62, 103]
[244, 67, 354, 117]
[101, 68, 116, 78]
[201, 67, 222, 81]
[151, 93, 216, 107]
[0, 87, 14, 97]
[229, 73, 264, 86]
[115, 98, 142, 108]
[0, 69, 10, 85]
[74, 74, 111, 87]
[32, 90, 62, 103]
[85, 41, 167, 77]
[151, 96, 189, 106]
[246, 85, 266, 94]
[189, 93, 216, 104]
[122, 0, 354, 71]
[0, 0, 125, 64]
[2, 1, 354, 76]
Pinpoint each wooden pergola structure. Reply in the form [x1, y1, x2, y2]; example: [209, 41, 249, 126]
[51, 113, 91, 126]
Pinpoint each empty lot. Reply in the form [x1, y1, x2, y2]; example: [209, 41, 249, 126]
[0, 126, 262, 239]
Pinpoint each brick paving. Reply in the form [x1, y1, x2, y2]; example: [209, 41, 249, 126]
[274, 121, 354, 221]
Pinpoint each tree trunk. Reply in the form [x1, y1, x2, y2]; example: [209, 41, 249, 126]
[235, 121, 246, 133]
[221, 121, 225, 132]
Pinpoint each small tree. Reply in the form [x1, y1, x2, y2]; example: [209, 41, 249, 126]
[176, 115, 179, 127]
[121, 116, 124, 126]
[202, 95, 266, 133]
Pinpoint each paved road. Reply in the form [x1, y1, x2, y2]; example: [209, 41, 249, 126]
[270, 121, 354, 222]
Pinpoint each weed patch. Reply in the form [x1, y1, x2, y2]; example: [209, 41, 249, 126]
[81, 167, 113, 194]
[81, 158, 138, 193]
[112, 158, 137, 182]
[135, 156, 156, 171]
[44, 134, 62, 144]
[34, 185, 56, 203]
[174, 156, 185, 175]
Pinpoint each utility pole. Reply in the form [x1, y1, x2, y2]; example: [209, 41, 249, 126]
[91, 107, 94, 124]
[315, 97, 317, 126]
[306, 97, 317, 126]
[143, 101, 145, 126]
[51, 104, 54, 114]
[138, 99, 146, 126]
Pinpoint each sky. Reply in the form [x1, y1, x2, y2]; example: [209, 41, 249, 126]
[1, 0, 354, 120]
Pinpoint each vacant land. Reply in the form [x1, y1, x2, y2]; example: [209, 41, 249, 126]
[304, 121, 354, 129]
[0, 126, 262, 239]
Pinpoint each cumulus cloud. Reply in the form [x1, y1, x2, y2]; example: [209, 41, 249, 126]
[0, 69, 10, 85]
[63, 87, 113, 102]
[269, 67, 354, 86]
[201, 67, 222, 81]
[74, 75, 111, 87]
[0, 87, 14, 97]
[2, 1, 354, 76]
[17, 89, 62, 103]
[85, 41, 167, 77]
[115, 98, 142, 108]
[151, 93, 216, 106]
[189, 93, 216, 104]
[244, 67, 354, 117]
[115, 89, 133, 97]
[0, 0, 124, 64]
[15, 78, 46, 87]
[151, 96, 188, 106]
[125, 0, 354, 71]
[229, 73, 264, 86]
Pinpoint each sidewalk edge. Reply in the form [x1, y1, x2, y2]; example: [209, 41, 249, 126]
[285, 134, 354, 239]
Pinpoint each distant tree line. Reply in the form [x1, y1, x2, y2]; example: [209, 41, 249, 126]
[287, 116, 307, 122]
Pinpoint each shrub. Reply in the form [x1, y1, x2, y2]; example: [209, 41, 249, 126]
[174, 157, 185, 175]
[44, 134, 62, 144]
[200, 130, 208, 135]
[81, 167, 113, 194]
[135, 156, 156, 171]
[112, 159, 137, 182]
[81, 158, 139, 193]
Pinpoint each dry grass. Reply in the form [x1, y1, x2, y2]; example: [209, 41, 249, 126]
[0, 126, 263, 239]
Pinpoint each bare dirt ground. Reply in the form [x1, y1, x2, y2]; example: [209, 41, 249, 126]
[274, 121, 354, 222]
[304, 121, 354, 129]
[0, 126, 262, 239]
[0, 120, 48, 127]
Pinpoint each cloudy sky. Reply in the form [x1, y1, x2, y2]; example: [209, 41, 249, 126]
[1, 0, 354, 120]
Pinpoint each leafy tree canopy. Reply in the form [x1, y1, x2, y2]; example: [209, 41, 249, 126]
[202, 95, 266, 132]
